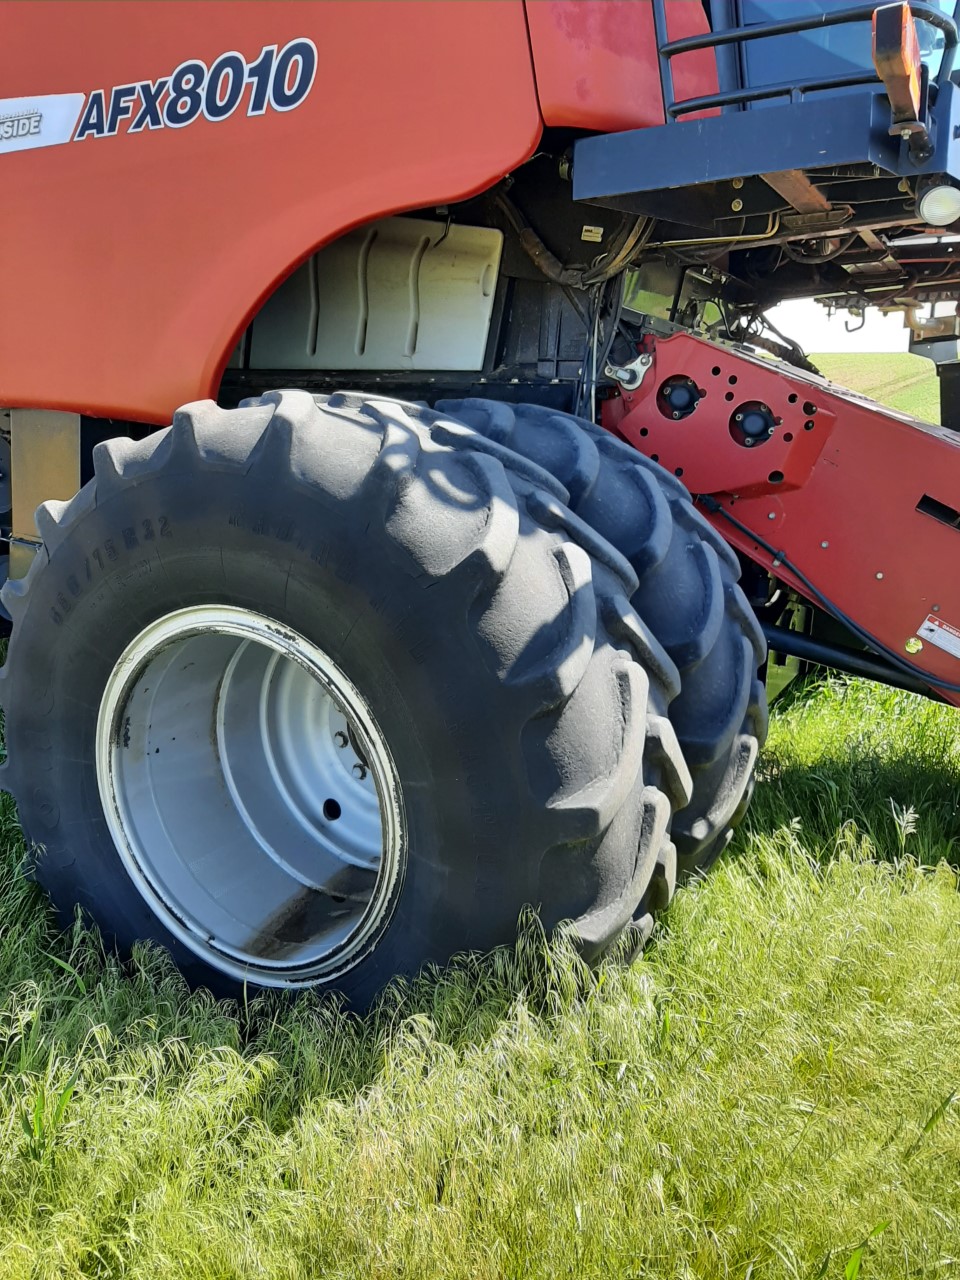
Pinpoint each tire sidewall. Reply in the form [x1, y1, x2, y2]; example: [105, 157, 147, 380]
[8, 461, 544, 1006]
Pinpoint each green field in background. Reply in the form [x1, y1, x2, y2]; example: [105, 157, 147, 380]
[814, 351, 941, 423]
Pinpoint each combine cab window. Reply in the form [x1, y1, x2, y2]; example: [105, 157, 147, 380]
[738, 0, 957, 99]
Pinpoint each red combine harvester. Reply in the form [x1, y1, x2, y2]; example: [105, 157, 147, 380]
[2, 0, 958, 1005]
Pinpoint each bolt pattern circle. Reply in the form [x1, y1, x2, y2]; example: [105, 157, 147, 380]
[729, 401, 776, 448]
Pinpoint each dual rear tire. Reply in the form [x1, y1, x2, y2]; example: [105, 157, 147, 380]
[0, 392, 763, 1005]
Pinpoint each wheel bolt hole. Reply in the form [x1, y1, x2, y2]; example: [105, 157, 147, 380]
[323, 798, 342, 821]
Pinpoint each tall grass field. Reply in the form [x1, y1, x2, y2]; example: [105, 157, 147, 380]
[0, 354, 957, 1277]
[815, 351, 940, 423]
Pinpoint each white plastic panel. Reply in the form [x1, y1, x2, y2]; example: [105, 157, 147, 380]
[250, 217, 503, 371]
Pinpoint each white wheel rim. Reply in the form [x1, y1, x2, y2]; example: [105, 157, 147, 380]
[95, 606, 404, 987]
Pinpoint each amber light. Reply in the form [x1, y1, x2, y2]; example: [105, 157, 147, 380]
[873, 1, 923, 124]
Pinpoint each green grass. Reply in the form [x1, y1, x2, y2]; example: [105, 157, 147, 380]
[1, 678, 959, 1278]
[813, 352, 941, 423]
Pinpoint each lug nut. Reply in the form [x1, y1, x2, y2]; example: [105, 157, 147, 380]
[352, 762, 368, 780]
[334, 731, 348, 748]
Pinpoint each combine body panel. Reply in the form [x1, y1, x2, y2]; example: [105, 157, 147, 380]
[3, 0, 960, 1001]
[607, 331, 960, 704]
[0, 1, 540, 420]
[524, 1, 718, 130]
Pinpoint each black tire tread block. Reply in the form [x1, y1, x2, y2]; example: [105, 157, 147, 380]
[438, 398, 767, 879]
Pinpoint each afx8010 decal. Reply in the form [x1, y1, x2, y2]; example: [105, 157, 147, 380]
[0, 39, 317, 155]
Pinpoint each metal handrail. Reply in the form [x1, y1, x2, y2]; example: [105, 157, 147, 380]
[655, 1, 959, 121]
[671, 70, 880, 117]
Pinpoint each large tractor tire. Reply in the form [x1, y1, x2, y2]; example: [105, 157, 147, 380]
[0, 391, 691, 1005]
[438, 399, 767, 879]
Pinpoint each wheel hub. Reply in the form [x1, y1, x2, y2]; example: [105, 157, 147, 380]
[95, 606, 403, 987]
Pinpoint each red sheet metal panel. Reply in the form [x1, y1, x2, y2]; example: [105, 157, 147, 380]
[607, 331, 960, 705]
[524, 0, 719, 130]
[0, 1, 541, 422]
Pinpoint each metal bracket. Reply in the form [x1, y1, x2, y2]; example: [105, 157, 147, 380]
[605, 352, 653, 392]
[902, 302, 960, 342]
[781, 206, 854, 234]
[9, 409, 81, 579]
[761, 169, 831, 215]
